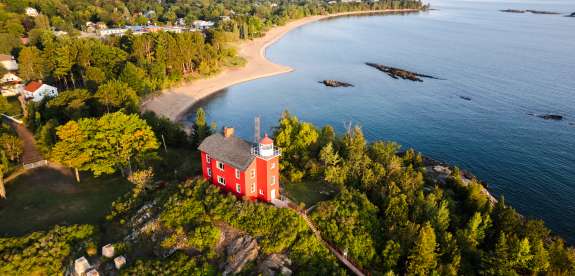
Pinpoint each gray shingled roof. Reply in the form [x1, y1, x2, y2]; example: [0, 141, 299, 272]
[198, 133, 255, 171]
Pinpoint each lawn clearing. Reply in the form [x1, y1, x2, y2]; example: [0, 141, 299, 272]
[0, 166, 131, 236]
[284, 180, 339, 207]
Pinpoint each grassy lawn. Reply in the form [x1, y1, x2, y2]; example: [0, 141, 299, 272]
[0, 166, 131, 236]
[284, 180, 339, 208]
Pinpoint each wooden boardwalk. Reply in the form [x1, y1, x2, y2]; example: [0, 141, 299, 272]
[299, 212, 366, 276]
[272, 198, 366, 276]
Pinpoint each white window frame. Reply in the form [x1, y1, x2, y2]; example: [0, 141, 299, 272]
[217, 161, 224, 171]
[271, 162, 276, 169]
[217, 176, 226, 185]
[235, 168, 240, 179]
[259, 189, 264, 195]
[271, 176, 276, 185]
[207, 168, 212, 177]
[251, 182, 256, 193]
[251, 169, 255, 179]
[236, 183, 241, 193]
[206, 154, 211, 164]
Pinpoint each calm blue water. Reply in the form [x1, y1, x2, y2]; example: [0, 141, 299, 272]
[186, 0, 575, 241]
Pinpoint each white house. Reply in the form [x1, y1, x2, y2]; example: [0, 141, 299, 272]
[0, 55, 18, 71]
[192, 20, 215, 30]
[25, 7, 39, 17]
[97, 28, 128, 37]
[0, 73, 23, 97]
[23, 81, 58, 102]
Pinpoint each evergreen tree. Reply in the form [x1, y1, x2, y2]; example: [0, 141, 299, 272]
[407, 223, 438, 275]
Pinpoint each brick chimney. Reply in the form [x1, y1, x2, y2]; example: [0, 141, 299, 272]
[223, 127, 234, 138]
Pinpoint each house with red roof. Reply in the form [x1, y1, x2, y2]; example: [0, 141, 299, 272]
[23, 80, 58, 102]
[198, 127, 281, 202]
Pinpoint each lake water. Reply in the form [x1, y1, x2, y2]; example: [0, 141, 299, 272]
[185, 0, 575, 241]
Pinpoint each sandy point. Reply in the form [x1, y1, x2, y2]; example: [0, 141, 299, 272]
[140, 9, 421, 122]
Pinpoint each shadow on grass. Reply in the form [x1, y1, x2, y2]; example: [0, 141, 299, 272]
[284, 180, 339, 208]
[0, 166, 131, 236]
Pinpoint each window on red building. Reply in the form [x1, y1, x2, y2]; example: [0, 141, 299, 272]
[217, 161, 224, 171]
[206, 154, 211, 164]
[235, 169, 240, 179]
[217, 176, 226, 185]
[207, 168, 212, 177]
[236, 183, 241, 193]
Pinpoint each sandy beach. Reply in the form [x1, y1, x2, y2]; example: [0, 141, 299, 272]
[141, 9, 420, 122]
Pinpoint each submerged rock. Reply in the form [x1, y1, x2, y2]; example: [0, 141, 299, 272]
[568, 12, 575, 17]
[538, 114, 564, 121]
[319, 80, 354, 87]
[459, 96, 472, 101]
[365, 62, 441, 82]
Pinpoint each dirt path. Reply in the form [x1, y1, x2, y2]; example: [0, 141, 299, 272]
[2, 116, 45, 166]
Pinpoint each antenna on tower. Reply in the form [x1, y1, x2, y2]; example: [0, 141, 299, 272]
[254, 116, 261, 143]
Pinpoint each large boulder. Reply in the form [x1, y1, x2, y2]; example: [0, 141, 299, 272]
[258, 254, 293, 276]
[222, 235, 259, 275]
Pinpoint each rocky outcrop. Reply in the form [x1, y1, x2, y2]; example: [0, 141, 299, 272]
[569, 12, 575, 17]
[526, 10, 560, 15]
[319, 80, 354, 87]
[258, 254, 293, 276]
[500, 9, 526, 13]
[459, 96, 472, 101]
[365, 62, 441, 82]
[222, 235, 259, 275]
[500, 9, 560, 15]
[538, 114, 563, 121]
[528, 113, 564, 121]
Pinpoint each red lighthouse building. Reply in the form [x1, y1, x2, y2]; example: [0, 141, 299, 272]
[198, 127, 281, 202]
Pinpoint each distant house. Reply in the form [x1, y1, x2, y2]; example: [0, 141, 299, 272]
[192, 20, 215, 31]
[198, 127, 281, 202]
[96, 22, 108, 30]
[176, 18, 186, 26]
[0, 55, 18, 71]
[0, 73, 23, 97]
[97, 28, 127, 37]
[23, 81, 58, 102]
[25, 7, 39, 17]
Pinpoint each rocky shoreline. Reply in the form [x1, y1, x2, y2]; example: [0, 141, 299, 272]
[365, 62, 441, 82]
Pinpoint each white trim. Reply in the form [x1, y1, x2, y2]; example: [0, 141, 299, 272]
[207, 168, 212, 177]
[251, 169, 255, 179]
[216, 161, 224, 171]
[271, 162, 276, 169]
[271, 176, 276, 185]
[217, 176, 225, 185]
[235, 168, 240, 179]
[251, 182, 256, 193]
[236, 183, 241, 193]
[259, 189, 263, 195]
[206, 154, 211, 164]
